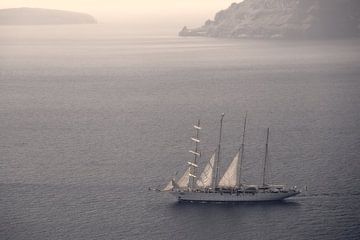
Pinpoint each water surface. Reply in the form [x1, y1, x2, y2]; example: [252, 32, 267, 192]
[1, 25, 360, 240]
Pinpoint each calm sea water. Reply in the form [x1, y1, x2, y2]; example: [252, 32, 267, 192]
[1, 25, 360, 240]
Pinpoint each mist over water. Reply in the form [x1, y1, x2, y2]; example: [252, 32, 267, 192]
[1, 25, 360, 240]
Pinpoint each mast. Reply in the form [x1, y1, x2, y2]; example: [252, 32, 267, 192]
[189, 120, 201, 189]
[190, 119, 201, 188]
[238, 112, 247, 188]
[262, 128, 270, 187]
[214, 113, 225, 189]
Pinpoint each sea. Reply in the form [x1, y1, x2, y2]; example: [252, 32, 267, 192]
[1, 24, 360, 240]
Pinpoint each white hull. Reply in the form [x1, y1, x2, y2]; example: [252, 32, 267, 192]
[169, 190, 300, 202]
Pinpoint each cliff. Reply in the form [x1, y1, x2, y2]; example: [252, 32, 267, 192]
[179, 0, 360, 39]
[0, 8, 97, 25]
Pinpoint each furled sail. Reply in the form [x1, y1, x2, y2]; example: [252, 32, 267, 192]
[189, 150, 200, 156]
[196, 153, 215, 188]
[218, 152, 239, 188]
[176, 167, 190, 188]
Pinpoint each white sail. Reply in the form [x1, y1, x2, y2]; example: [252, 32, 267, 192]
[218, 152, 239, 188]
[177, 167, 190, 188]
[196, 153, 215, 188]
[163, 180, 173, 191]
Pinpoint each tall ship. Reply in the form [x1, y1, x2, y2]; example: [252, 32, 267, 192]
[157, 113, 300, 202]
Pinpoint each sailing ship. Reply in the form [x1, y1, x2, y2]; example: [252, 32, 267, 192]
[159, 113, 300, 202]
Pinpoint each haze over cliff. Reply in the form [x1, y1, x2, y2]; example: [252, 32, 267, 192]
[180, 0, 360, 39]
[0, 8, 97, 25]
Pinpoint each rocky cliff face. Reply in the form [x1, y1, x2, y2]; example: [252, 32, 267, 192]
[0, 8, 97, 25]
[179, 0, 360, 39]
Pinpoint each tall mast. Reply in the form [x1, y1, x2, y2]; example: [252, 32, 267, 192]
[262, 128, 270, 187]
[214, 113, 225, 189]
[189, 120, 201, 189]
[238, 112, 247, 187]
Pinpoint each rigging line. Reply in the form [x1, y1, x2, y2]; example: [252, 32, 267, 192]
[214, 113, 225, 189]
[238, 111, 247, 187]
[262, 128, 270, 186]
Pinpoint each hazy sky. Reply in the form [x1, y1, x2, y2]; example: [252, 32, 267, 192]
[0, 0, 239, 26]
